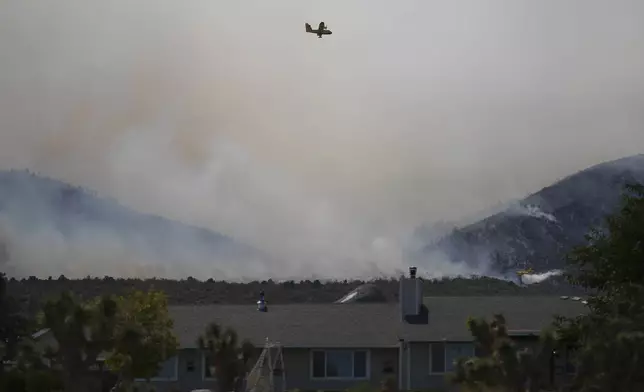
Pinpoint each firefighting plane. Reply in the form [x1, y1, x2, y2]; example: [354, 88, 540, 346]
[516, 267, 535, 286]
[305, 22, 332, 38]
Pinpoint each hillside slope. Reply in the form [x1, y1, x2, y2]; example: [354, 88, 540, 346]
[0, 170, 266, 278]
[419, 154, 644, 273]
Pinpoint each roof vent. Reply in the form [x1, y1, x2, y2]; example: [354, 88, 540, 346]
[257, 290, 268, 312]
[409, 266, 417, 279]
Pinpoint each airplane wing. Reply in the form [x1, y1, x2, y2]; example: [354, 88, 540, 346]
[318, 21, 326, 30]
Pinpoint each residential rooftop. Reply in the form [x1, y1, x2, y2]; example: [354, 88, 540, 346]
[169, 295, 587, 348]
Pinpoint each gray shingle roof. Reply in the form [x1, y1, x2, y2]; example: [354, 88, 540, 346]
[402, 296, 588, 342]
[169, 303, 401, 348]
[169, 296, 588, 348]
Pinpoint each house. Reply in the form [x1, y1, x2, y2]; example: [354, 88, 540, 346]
[138, 268, 587, 392]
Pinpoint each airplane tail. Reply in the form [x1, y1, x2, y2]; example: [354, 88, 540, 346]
[305, 23, 313, 32]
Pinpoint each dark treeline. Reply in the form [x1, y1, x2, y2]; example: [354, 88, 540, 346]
[5, 274, 585, 314]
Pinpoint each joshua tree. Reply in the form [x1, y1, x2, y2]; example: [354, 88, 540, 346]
[450, 314, 555, 392]
[198, 322, 255, 392]
[39, 291, 118, 392]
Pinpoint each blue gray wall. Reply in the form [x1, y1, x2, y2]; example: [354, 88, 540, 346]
[402, 340, 576, 392]
[404, 342, 469, 391]
[135, 347, 399, 392]
[135, 348, 216, 392]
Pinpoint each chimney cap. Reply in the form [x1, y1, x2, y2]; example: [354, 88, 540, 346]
[409, 266, 417, 279]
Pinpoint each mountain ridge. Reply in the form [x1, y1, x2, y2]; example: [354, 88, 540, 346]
[0, 169, 267, 278]
[2, 154, 643, 280]
[419, 154, 644, 274]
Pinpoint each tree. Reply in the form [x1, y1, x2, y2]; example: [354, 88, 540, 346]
[105, 290, 179, 391]
[0, 272, 29, 373]
[39, 291, 119, 392]
[1, 271, 64, 392]
[6, 338, 65, 392]
[450, 314, 555, 392]
[197, 323, 255, 392]
[39, 290, 179, 392]
[554, 182, 644, 392]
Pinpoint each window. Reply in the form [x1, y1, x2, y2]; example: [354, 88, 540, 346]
[429, 343, 475, 374]
[311, 350, 369, 379]
[186, 359, 195, 372]
[445, 343, 475, 372]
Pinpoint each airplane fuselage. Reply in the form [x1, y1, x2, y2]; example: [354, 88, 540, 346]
[313, 30, 332, 38]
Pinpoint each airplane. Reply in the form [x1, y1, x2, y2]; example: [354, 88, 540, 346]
[305, 22, 332, 38]
[515, 267, 535, 286]
[516, 267, 535, 276]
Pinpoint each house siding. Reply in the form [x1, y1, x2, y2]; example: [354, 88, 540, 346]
[135, 348, 215, 392]
[403, 340, 577, 392]
[135, 347, 399, 392]
[406, 342, 459, 392]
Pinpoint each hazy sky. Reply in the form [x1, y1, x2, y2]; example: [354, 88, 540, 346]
[1, 1, 643, 278]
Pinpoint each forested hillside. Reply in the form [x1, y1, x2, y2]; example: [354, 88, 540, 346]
[0, 170, 267, 278]
[420, 154, 644, 273]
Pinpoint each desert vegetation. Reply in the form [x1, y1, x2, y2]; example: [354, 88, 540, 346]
[5, 274, 584, 316]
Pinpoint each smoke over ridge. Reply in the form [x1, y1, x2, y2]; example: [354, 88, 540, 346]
[1, 1, 644, 279]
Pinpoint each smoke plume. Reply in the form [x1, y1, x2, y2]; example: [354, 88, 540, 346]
[1, 1, 644, 279]
[521, 270, 564, 285]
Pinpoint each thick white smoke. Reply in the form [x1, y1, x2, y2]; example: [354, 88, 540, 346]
[1, 1, 644, 279]
[505, 203, 558, 224]
[521, 270, 563, 285]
